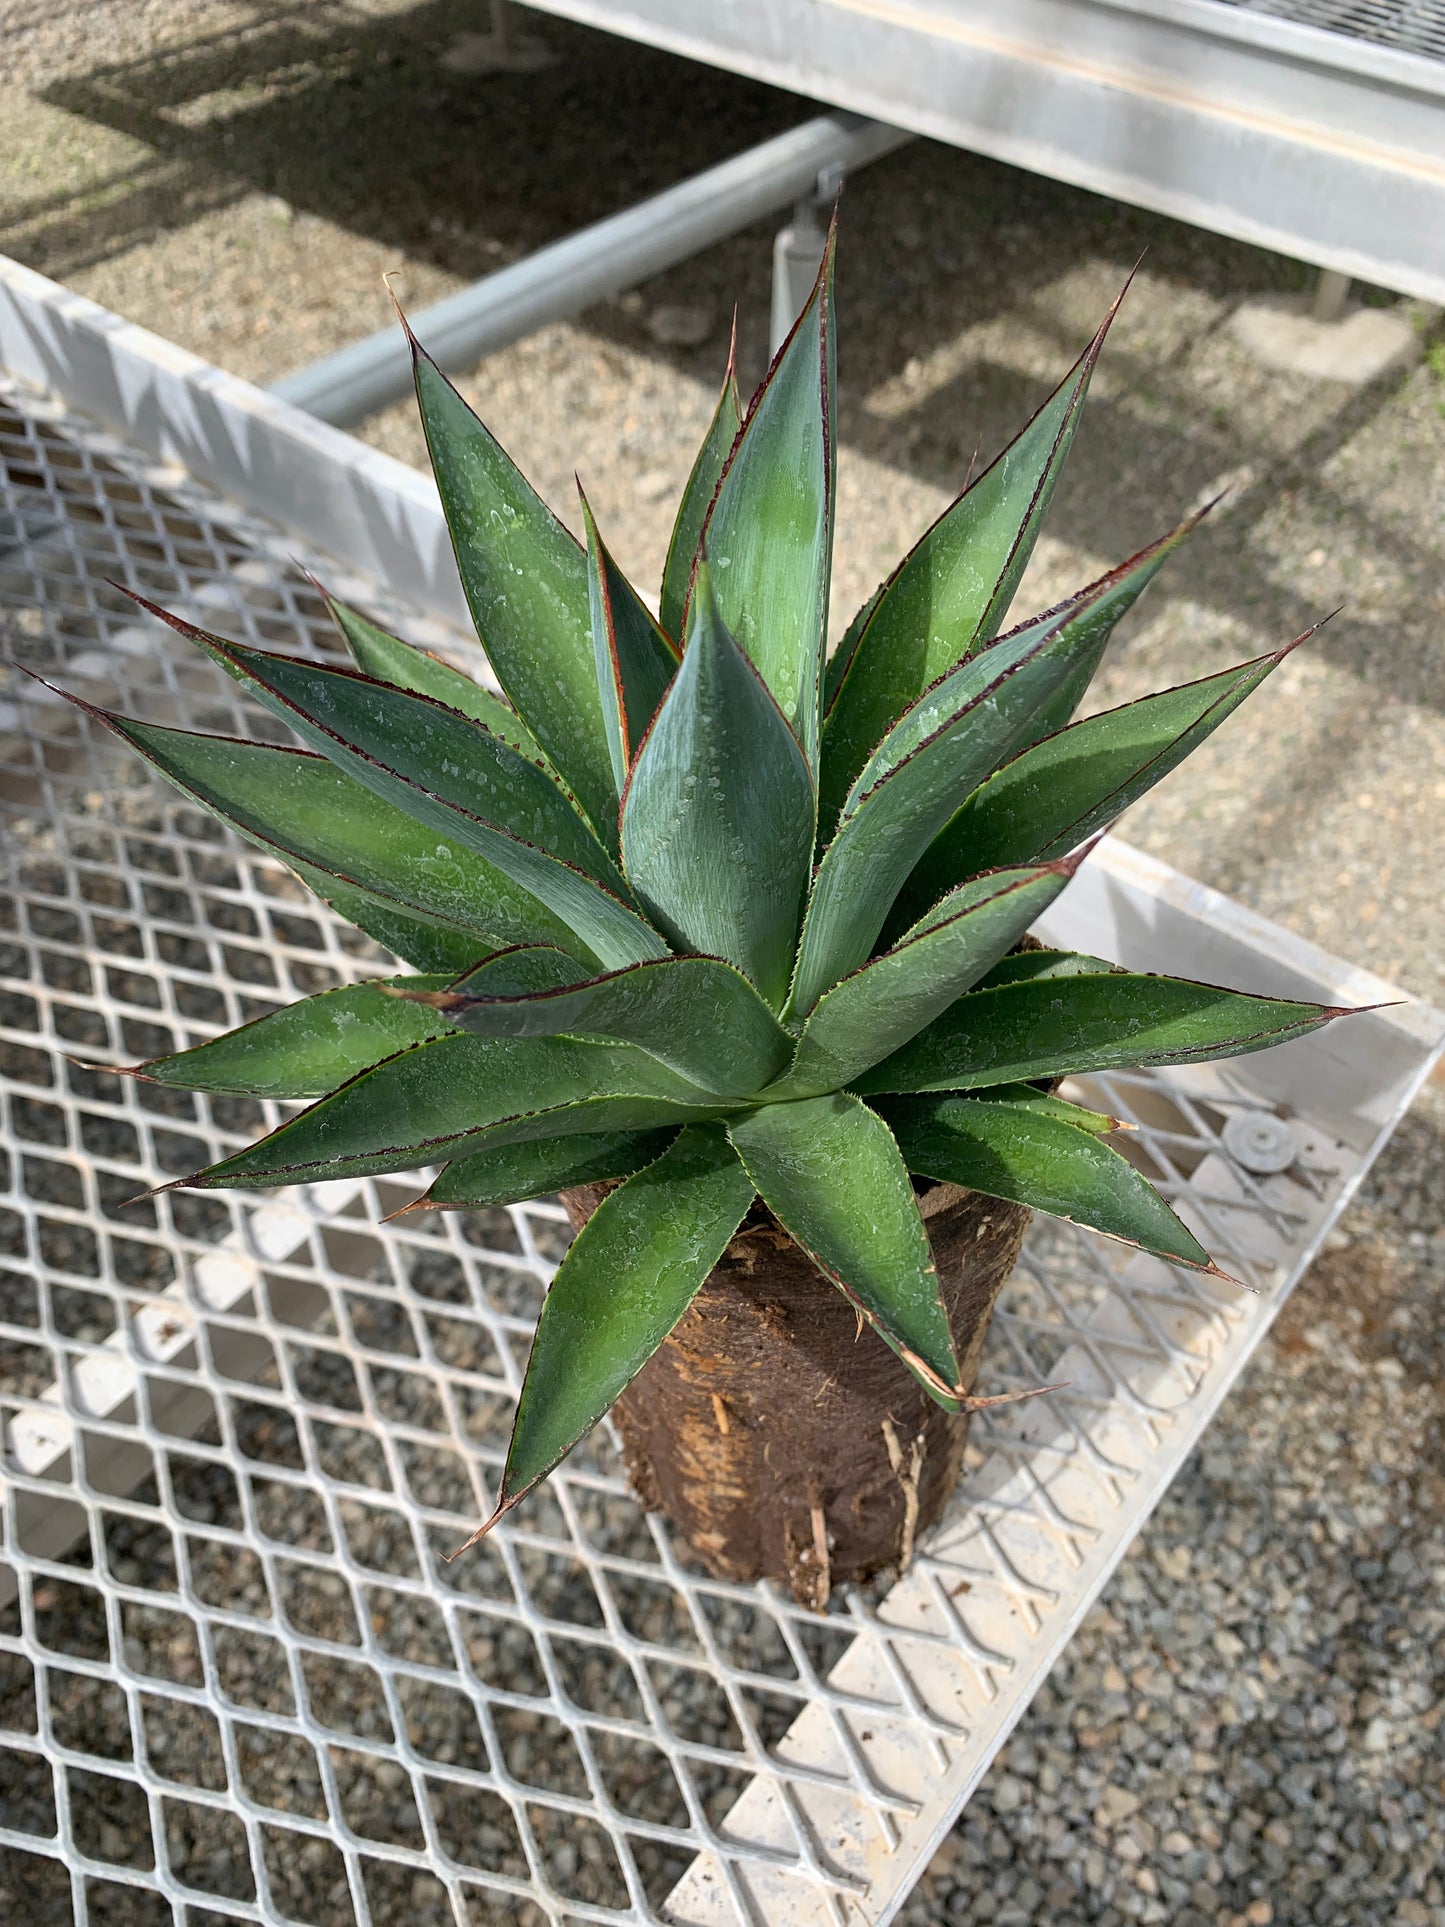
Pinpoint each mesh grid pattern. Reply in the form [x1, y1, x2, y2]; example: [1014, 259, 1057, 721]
[0, 376, 1379, 1925]
[1216, 0, 1445, 58]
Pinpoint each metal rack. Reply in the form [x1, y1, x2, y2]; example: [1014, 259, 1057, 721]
[513, 0, 1445, 305]
[1, 261, 1441, 1925]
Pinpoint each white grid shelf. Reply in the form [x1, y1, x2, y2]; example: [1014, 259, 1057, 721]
[1, 268, 1441, 1926]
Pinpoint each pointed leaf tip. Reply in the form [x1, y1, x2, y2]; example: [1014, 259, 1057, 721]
[411, 338, 620, 838]
[818, 285, 1132, 824]
[1273, 612, 1336, 665]
[492, 1124, 754, 1519]
[663, 323, 744, 644]
[445, 1504, 508, 1561]
[697, 222, 835, 766]
[957, 1380, 1068, 1413]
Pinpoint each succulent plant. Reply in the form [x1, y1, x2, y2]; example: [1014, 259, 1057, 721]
[53, 227, 1349, 1547]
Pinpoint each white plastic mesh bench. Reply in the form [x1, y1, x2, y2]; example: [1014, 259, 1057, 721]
[1, 259, 1442, 1926]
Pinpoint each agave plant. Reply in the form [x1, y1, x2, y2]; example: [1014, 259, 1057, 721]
[52, 226, 1348, 1563]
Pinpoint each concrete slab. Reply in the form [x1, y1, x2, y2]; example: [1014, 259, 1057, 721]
[1229, 292, 1422, 383]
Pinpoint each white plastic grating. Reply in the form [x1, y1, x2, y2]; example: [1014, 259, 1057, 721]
[0, 368, 1441, 1927]
[1217, 0, 1445, 59]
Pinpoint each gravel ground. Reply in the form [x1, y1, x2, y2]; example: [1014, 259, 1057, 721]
[2, 3, 1443, 1924]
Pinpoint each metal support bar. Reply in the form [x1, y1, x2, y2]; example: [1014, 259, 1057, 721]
[272, 111, 910, 426]
[515, 0, 1445, 307]
[771, 201, 827, 355]
[1311, 266, 1353, 322]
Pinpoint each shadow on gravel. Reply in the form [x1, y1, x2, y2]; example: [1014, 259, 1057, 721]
[17, 0, 1445, 742]
[28, 0, 805, 282]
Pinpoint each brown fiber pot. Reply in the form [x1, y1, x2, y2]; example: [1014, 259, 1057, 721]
[560, 1180, 1032, 1609]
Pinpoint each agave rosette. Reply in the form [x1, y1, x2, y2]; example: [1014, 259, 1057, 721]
[53, 228, 1350, 1540]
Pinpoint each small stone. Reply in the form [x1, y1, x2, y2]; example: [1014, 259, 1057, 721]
[1154, 1544, 1192, 1581]
[1245, 1902, 1274, 1925]
[1096, 1785, 1141, 1826]
[991, 1774, 1025, 1813]
[1161, 1829, 1193, 1856]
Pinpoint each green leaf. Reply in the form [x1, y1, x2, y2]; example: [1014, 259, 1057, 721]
[974, 947, 1118, 989]
[132, 977, 453, 1097]
[823, 580, 885, 713]
[449, 946, 591, 996]
[408, 954, 794, 1099]
[896, 651, 1280, 920]
[726, 1093, 962, 1403]
[819, 296, 1120, 825]
[310, 881, 491, 975]
[580, 486, 680, 805]
[856, 517, 1194, 809]
[621, 562, 814, 1010]
[880, 1090, 1216, 1272]
[417, 1129, 679, 1210]
[178, 622, 616, 879]
[321, 588, 549, 768]
[136, 600, 668, 973]
[698, 226, 835, 765]
[170, 1033, 730, 1191]
[790, 536, 1176, 1016]
[72, 705, 586, 966]
[857, 968, 1344, 1094]
[491, 1124, 755, 1522]
[763, 863, 1074, 1102]
[409, 339, 617, 836]
[979, 1082, 1124, 1136]
[660, 329, 742, 642]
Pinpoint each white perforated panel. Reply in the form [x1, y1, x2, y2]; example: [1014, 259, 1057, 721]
[1, 371, 1439, 1927]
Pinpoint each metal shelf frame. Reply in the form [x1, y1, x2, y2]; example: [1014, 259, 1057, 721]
[1, 259, 1442, 1926]
[511, 0, 1445, 305]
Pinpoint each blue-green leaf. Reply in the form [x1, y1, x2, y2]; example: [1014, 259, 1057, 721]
[409, 337, 617, 836]
[62, 699, 584, 968]
[321, 587, 549, 769]
[167, 1033, 729, 1191]
[823, 580, 886, 714]
[697, 225, 835, 765]
[621, 562, 814, 1010]
[415, 1129, 678, 1210]
[727, 1093, 962, 1403]
[309, 882, 492, 975]
[790, 532, 1180, 1016]
[881, 1090, 1218, 1273]
[408, 954, 793, 1098]
[449, 945, 591, 997]
[483, 1125, 755, 1526]
[819, 294, 1122, 825]
[580, 486, 679, 806]
[661, 328, 742, 643]
[133, 597, 668, 973]
[981, 1083, 1125, 1136]
[858, 967, 1345, 1094]
[764, 863, 1074, 1101]
[896, 648, 1284, 921]
[130, 977, 453, 1097]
